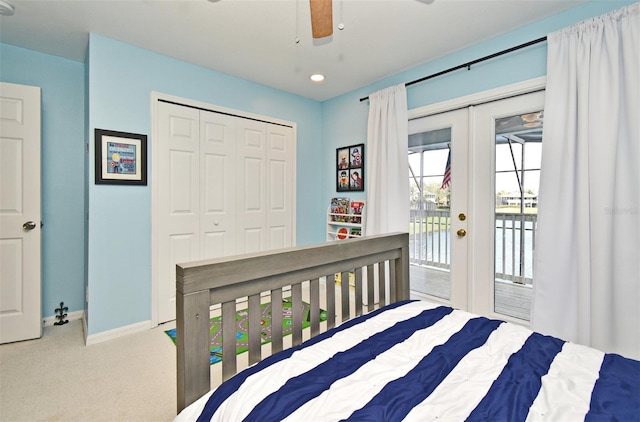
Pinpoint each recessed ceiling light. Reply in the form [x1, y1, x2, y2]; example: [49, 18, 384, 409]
[0, 0, 15, 16]
[310, 74, 325, 82]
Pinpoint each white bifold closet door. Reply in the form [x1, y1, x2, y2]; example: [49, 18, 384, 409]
[155, 100, 295, 324]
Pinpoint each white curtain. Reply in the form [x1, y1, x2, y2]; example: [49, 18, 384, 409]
[531, 3, 640, 360]
[365, 84, 409, 235]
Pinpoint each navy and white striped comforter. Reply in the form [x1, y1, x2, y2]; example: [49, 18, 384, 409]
[176, 300, 640, 421]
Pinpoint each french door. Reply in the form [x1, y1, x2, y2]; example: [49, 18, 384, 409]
[408, 108, 470, 311]
[471, 90, 545, 321]
[409, 87, 545, 324]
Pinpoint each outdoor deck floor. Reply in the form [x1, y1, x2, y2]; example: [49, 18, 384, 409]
[410, 264, 532, 321]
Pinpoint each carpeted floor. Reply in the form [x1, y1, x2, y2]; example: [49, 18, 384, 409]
[0, 319, 179, 422]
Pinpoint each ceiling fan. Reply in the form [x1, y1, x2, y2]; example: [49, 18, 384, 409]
[310, 0, 333, 38]
[309, 0, 435, 39]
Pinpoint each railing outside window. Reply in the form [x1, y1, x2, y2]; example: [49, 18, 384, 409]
[409, 210, 451, 268]
[409, 209, 537, 285]
[495, 213, 537, 284]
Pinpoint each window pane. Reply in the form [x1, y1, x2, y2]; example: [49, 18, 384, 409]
[493, 110, 542, 321]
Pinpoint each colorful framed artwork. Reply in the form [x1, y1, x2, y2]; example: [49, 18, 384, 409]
[95, 129, 147, 185]
[336, 143, 364, 192]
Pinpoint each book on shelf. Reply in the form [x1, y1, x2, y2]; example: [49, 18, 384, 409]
[330, 197, 350, 222]
[350, 200, 364, 223]
[350, 227, 362, 237]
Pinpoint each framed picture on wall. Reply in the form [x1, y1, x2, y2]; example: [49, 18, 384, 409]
[95, 129, 147, 185]
[336, 143, 364, 192]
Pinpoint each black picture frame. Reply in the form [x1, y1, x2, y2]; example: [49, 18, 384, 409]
[95, 129, 147, 185]
[336, 143, 364, 192]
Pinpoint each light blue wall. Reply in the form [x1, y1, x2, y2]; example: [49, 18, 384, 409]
[0, 44, 86, 320]
[320, 0, 637, 203]
[86, 34, 323, 334]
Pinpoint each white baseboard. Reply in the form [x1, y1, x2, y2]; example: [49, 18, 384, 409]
[85, 320, 153, 346]
[42, 310, 84, 327]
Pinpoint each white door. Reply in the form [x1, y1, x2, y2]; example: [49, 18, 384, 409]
[154, 99, 296, 324]
[0, 82, 42, 344]
[156, 102, 240, 323]
[408, 108, 469, 310]
[470, 90, 545, 321]
[265, 123, 295, 250]
[156, 102, 201, 324]
[236, 119, 267, 254]
[200, 110, 238, 259]
[235, 120, 295, 253]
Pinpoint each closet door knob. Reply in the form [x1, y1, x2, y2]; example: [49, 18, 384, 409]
[456, 228, 466, 237]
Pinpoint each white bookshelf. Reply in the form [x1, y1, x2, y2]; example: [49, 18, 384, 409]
[327, 199, 365, 241]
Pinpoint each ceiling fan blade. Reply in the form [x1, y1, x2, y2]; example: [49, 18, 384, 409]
[310, 0, 333, 38]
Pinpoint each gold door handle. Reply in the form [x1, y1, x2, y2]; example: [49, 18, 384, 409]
[456, 228, 466, 237]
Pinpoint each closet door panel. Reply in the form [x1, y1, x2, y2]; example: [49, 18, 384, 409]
[266, 124, 294, 249]
[157, 102, 200, 323]
[236, 120, 267, 253]
[200, 111, 237, 258]
[169, 150, 197, 219]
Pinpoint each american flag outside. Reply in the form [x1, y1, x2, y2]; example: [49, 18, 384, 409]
[440, 149, 451, 190]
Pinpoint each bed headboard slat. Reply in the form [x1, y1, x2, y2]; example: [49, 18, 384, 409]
[325, 273, 336, 329]
[291, 283, 304, 346]
[378, 263, 387, 306]
[355, 267, 363, 317]
[310, 278, 321, 337]
[221, 301, 237, 381]
[366, 264, 375, 312]
[271, 288, 284, 354]
[340, 270, 350, 322]
[247, 294, 261, 366]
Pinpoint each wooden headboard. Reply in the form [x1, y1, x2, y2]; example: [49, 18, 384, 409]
[175, 232, 410, 412]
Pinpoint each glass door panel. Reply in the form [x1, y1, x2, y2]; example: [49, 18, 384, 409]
[408, 108, 469, 311]
[472, 91, 545, 322]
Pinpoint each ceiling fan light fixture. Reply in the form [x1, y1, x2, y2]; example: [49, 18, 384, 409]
[310, 73, 325, 83]
[0, 0, 15, 16]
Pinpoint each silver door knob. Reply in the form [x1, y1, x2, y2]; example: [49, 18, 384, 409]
[23, 221, 37, 230]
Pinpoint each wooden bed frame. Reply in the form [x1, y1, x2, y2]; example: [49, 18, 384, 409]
[175, 232, 410, 412]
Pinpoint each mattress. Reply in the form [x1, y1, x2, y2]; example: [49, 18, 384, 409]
[175, 300, 639, 421]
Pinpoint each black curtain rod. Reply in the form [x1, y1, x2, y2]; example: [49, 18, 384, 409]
[359, 36, 547, 102]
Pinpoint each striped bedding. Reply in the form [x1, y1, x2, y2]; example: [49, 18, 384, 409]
[175, 300, 640, 422]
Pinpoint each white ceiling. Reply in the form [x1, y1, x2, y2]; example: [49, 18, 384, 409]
[0, 0, 587, 102]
